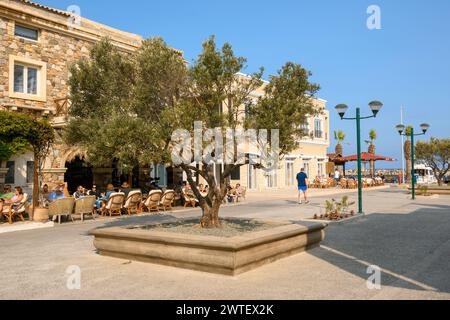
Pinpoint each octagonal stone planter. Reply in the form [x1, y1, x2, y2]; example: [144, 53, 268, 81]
[90, 219, 327, 276]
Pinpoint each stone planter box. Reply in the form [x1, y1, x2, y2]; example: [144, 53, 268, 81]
[90, 220, 327, 276]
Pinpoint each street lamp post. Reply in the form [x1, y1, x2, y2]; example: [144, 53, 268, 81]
[395, 123, 430, 200]
[335, 101, 383, 214]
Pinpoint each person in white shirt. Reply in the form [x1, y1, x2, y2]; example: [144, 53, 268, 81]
[334, 169, 341, 183]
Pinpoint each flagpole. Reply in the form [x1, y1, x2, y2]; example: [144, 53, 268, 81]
[400, 106, 405, 184]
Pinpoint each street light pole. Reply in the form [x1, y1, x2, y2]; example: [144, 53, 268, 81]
[336, 101, 383, 215]
[411, 127, 416, 200]
[356, 108, 363, 214]
[395, 123, 430, 200]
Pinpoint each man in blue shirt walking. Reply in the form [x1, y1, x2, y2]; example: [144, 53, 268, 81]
[296, 168, 310, 205]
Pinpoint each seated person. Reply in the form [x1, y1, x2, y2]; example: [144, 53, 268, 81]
[226, 184, 237, 203]
[73, 185, 87, 199]
[48, 184, 66, 203]
[87, 185, 101, 199]
[182, 182, 194, 196]
[41, 184, 51, 200]
[40, 184, 51, 208]
[0, 186, 25, 220]
[235, 183, 245, 200]
[96, 184, 115, 213]
[120, 182, 132, 198]
[0, 185, 14, 200]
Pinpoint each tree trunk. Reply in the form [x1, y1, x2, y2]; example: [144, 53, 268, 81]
[200, 195, 222, 228]
[370, 160, 375, 177]
[335, 143, 343, 156]
[404, 139, 412, 183]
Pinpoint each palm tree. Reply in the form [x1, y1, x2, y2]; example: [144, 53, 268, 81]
[404, 126, 413, 183]
[365, 129, 377, 176]
[334, 130, 346, 156]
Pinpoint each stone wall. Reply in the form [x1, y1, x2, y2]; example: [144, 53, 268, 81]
[0, 1, 142, 189]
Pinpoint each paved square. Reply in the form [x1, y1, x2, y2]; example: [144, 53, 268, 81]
[0, 188, 449, 300]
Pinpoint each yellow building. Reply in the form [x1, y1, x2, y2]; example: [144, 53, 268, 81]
[230, 82, 330, 191]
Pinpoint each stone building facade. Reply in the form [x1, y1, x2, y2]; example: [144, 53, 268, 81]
[0, 0, 142, 192]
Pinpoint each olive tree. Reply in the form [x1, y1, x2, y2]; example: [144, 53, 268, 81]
[66, 36, 320, 228]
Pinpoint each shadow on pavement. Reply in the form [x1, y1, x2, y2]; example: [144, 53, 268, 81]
[307, 203, 450, 294]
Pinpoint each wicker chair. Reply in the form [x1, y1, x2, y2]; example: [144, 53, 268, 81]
[123, 190, 142, 215]
[142, 190, 162, 213]
[74, 196, 96, 222]
[340, 178, 348, 189]
[160, 190, 175, 211]
[347, 179, 356, 189]
[236, 187, 247, 202]
[104, 192, 125, 217]
[48, 198, 75, 224]
[2, 193, 29, 225]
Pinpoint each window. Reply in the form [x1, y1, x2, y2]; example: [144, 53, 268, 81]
[9, 56, 47, 101]
[231, 167, 241, 180]
[300, 120, 310, 136]
[15, 24, 39, 41]
[248, 164, 257, 190]
[266, 170, 277, 188]
[14, 64, 38, 95]
[314, 118, 323, 139]
[303, 161, 310, 178]
[5, 161, 15, 184]
[27, 161, 34, 184]
[285, 162, 295, 186]
[151, 164, 167, 187]
[318, 161, 324, 177]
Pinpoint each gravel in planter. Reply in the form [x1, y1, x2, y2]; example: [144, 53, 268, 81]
[134, 219, 289, 238]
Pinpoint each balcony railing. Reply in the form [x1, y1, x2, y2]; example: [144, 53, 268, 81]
[314, 130, 324, 139]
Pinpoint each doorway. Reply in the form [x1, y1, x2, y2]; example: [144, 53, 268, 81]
[64, 156, 93, 194]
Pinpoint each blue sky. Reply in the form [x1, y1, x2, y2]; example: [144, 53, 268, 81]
[39, 0, 450, 169]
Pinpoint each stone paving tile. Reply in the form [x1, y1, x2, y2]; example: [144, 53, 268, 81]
[0, 188, 449, 300]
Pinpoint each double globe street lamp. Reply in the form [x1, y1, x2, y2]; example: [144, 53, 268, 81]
[395, 123, 430, 200]
[335, 101, 383, 215]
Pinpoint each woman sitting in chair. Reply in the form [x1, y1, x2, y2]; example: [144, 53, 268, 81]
[96, 184, 115, 214]
[0, 186, 24, 221]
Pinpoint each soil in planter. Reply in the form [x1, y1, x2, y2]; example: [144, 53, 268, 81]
[134, 219, 289, 238]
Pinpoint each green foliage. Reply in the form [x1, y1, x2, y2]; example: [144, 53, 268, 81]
[369, 129, 377, 142]
[334, 130, 346, 143]
[323, 196, 355, 219]
[0, 111, 54, 208]
[66, 36, 321, 226]
[415, 138, 450, 186]
[245, 62, 319, 153]
[405, 126, 413, 139]
[0, 111, 33, 160]
[66, 36, 320, 172]
[418, 185, 430, 195]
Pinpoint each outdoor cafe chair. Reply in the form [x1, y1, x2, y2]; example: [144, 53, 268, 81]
[123, 190, 142, 215]
[160, 190, 175, 211]
[104, 192, 125, 217]
[142, 190, 162, 213]
[73, 196, 96, 222]
[48, 198, 75, 224]
[2, 193, 29, 225]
